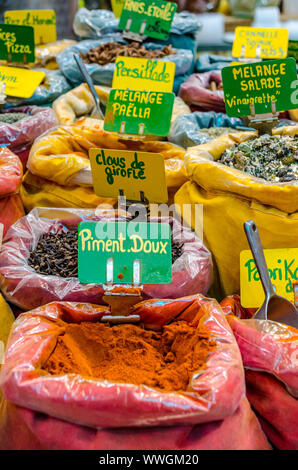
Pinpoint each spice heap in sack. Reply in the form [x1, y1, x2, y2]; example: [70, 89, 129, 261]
[21, 120, 188, 211]
[0, 106, 58, 169]
[221, 296, 298, 450]
[175, 127, 298, 298]
[0, 147, 24, 236]
[219, 134, 298, 182]
[0, 208, 212, 311]
[179, 71, 225, 113]
[0, 295, 270, 449]
[80, 42, 175, 65]
[57, 35, 193, 91]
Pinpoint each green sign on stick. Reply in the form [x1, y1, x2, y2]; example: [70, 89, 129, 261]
[119, 0, 177, 41]
[78, 221, 172, 285]
[104, 88, 174, 136]
[222, 58, 298, 117]
[0, 23, 35, 63]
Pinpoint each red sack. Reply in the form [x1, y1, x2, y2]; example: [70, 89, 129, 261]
[227, 316, 298, 396]
[0, 106, 58, 169]
[0, 147, 24, 235]
[179, 71, 225, 113]
[227, 314, 298, 449]
[0, 208, 213, 310]
[0, 397, 271, 450]
[245, 371, 298, 450]
[0, 195, 25, 237]
[0, 146, 23, 197]
[220, 295, 257, 319]
[0, 296, 244, 429]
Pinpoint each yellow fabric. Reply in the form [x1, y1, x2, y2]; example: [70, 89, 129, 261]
[20, 171, 115, 212]
[27, 124, 187, 190]
[174, 128, 298, 298]
[53, 84, 110, 125]
[288, 110, 298, 122]
[175, 181, 298, 299]
[0, 294, 14, 403]
[272, 124, 298, 137]
[185, 130, 298, 213]
[0, 293, 14, 347]
[35, 40, 77, 69]
[53, 83, 191, 126]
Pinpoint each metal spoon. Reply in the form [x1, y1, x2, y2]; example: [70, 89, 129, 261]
[244, 220, 298, 328]
[73, 53, 104, 120]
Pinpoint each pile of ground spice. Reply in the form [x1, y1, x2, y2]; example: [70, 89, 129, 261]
[80, 41, 175, 66]
[42, 321, 217, 392]
[0, 112, 28, 124]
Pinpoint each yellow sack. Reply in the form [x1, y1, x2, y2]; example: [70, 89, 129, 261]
[175, 129, 298, 298]
[53, 83, 191, 126]
[0, 293, 14, 348]
[20, 171, 115, 212]
[53, 84, 110, 125]
[35, 40, 77, 69]
[27, 122, 187, 191]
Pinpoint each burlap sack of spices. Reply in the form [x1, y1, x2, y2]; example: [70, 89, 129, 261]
[226, 314, 298, 450]
[0, 295, 271, 450]
[53, 83, 191, 126]
[174, 128, 298, 298]
[0, 105, 58, 168]
[0, 208, 212, 311]
[26, 121, 188, 193]
[0, 147, 24, 235]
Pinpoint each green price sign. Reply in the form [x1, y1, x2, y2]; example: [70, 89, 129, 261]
[119, 0, 177, 41]
[104, 88, 174, 136]
[78, 221, 172, 284]
[0, 23, 35, 63]
[222, 58, 298, 117]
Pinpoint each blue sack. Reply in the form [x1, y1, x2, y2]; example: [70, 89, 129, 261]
[168, 111, 251, 148]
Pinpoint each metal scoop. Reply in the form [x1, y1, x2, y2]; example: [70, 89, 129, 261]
[73, 53, 104, 120]
[244, 220, 298, 328]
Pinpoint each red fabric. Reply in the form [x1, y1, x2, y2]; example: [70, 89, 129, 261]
[0, 296, 244, 429]
[0, 210, 212, 310]
[0, 397, 270, 450]
[227, 316, 298, 395]
[179, 71, 225, 112]
[0, 147, 23, 198]
[220, 295, 257, 319]
[227, 315, 298, 449]
[0, 195, 24, 236]
[245, 371, 298, 450]
[0, 106, 58, 169]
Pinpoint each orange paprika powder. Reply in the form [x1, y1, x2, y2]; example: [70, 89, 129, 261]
[43, 321, 217, 393]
